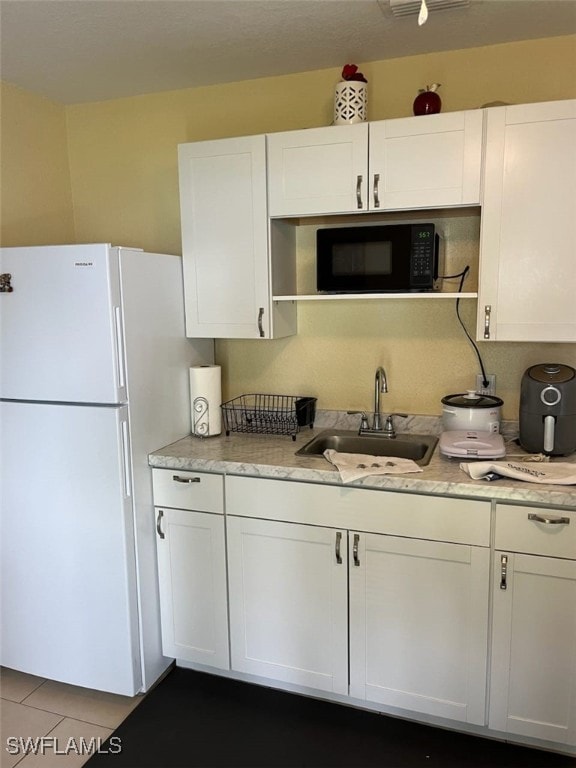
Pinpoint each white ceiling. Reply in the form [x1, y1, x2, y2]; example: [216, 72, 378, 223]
[1, 0, 575, 105]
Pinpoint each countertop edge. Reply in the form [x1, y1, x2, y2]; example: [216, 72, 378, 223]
[149, 446, 576, 509]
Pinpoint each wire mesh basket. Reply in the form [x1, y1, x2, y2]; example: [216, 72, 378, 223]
[221, 394, 317, 440]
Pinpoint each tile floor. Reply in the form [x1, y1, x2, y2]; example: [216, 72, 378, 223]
[0, 667, 143, 768]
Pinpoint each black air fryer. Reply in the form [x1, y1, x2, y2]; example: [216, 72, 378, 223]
[519, 364, 576, 455]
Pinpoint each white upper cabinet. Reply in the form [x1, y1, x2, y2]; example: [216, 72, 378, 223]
[178, 136, 296, 339]
[369, 110, 484, 210]
[267, 110, 484, 217]
[477, 99, 576, 342]
[267, 124, 368, 216]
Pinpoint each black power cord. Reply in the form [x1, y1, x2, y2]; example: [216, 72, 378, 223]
[440, 266, 490, 390]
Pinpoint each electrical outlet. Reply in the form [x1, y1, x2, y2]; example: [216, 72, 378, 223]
[476, 374, 496, 396]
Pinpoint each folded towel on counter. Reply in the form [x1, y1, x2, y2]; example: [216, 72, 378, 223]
[324, 449, 423, 484]
[460, 461, 576, 485]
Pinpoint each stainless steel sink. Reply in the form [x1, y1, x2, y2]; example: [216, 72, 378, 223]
[295, 429, 438, 466]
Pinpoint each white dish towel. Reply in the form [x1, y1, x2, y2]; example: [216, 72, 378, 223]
[460, 461, 576, 485]
[324, 449, 423, 484]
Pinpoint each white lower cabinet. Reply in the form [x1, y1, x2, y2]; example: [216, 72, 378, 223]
[152, 469, 576, 753]
[349, 532, 490, 725]
[153, 469, 229, 670]
[226, 516, 348, 693]
[225, 475, 491, 725]
[155, 507, 229, 669]
[489, 504, 576, 746]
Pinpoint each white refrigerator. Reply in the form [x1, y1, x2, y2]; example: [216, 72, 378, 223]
[0, 244, 213, 695]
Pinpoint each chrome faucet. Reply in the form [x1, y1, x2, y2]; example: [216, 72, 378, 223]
[373, 366, 388, 431]
[348, 366, 396, 435]
[348, 367, 408, 437]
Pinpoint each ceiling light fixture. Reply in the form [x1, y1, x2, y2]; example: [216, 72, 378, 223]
[380, 0, 470, 18]
[418, 0, 429, 25]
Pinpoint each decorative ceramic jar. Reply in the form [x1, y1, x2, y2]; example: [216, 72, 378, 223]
[334, 80, 368, 125]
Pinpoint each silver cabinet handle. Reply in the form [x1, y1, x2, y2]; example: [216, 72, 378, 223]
[172, 475, 201, 484]
[528, 513, 570, 525]
[335, 531, 342, 564]
[356, 175, 363, 209]
[373, 173, 380, 208]
[483, 305, 492, 340]
[257, 307, 265, 338]
[353, 533, 360, 567]
[500, 554, 508, 590]
[156, 509, 165, 539]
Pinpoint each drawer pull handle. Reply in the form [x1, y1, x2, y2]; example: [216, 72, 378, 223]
[172, 475, 201, 484]
[156, 509, 165, 540]
[353, 533, 360, 567]
[500, 554, 508, 590]
[335, 531, 342, 565]
[528, 513, 570, 525]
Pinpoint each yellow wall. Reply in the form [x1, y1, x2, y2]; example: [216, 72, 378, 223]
[0, 82, 74, 245]
[3, 36, 576, 418]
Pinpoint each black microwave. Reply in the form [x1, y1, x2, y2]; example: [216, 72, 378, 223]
[316, 223, 443, 293]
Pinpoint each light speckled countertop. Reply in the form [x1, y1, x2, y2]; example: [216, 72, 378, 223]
[149, 412, 576, 509]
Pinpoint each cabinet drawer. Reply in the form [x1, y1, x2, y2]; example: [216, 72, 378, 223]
[152, 469, 224, 513]
[226, 476, 490, 546]
[495, 504, 576, 559]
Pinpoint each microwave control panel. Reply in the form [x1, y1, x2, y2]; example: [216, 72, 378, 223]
[410, 225, 436, 287]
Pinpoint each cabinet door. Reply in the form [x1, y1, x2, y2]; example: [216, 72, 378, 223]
[349, 532, 490, 725]
[227, 516, 348, 694]
[267, 124, 369, 216]
[490, 552, 576, 746]
[155, 507, 229, 669]
[369, 110, 483, 210]
[178, 136, 272, 339]
[478, 100, 576, 342]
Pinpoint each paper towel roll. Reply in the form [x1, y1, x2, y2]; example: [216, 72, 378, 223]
[189, 365, 222, 437]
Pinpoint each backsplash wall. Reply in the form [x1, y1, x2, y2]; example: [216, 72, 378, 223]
[218, 302, 575, 421]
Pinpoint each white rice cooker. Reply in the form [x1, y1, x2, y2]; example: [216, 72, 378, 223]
[441, 391, 504, 433]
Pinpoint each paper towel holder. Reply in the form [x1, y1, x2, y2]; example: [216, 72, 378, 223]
[189, 364, 222, 438]
[192, 395, 211, 437]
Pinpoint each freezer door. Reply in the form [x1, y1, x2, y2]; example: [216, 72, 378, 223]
[0, 244, 126, 403]
[0, 400, 142, 695]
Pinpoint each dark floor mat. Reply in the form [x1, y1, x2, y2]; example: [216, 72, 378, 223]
[86, 667, 575, 768]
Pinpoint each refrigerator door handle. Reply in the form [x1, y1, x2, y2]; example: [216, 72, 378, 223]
[114, 306, 127, 389]
[120, 419, 132, 498]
